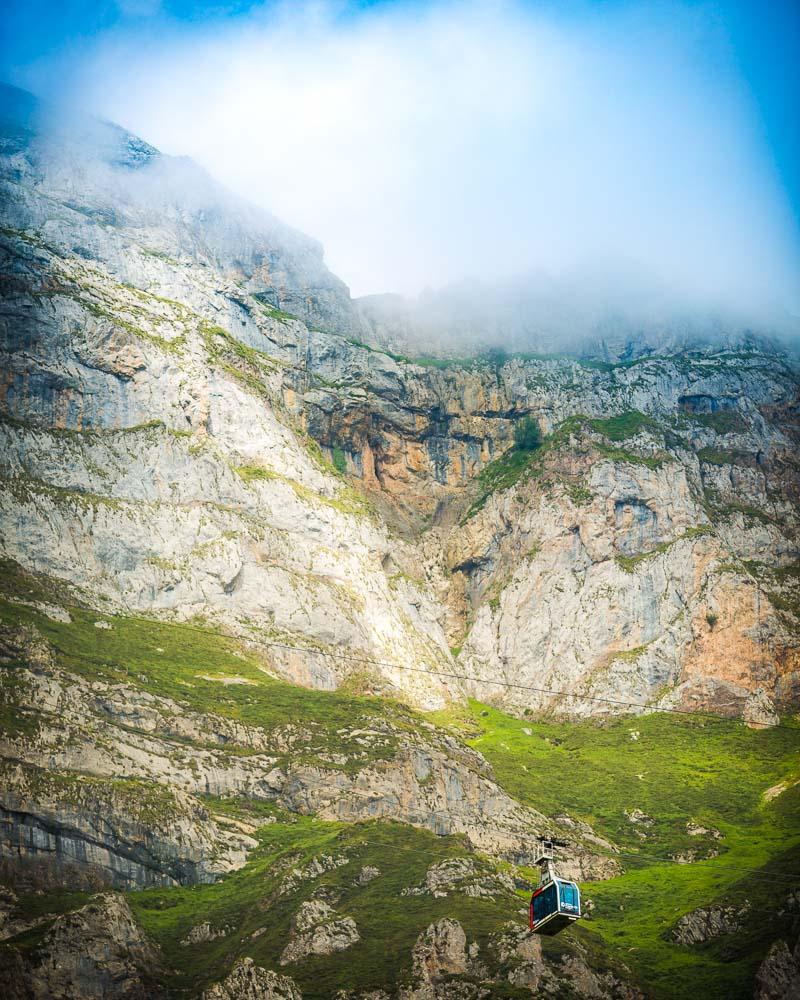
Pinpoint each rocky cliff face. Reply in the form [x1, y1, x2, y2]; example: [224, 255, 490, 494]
[0, 618, 609, 875]
[1, 81, 797, 719]
[1, 892, 164, 999]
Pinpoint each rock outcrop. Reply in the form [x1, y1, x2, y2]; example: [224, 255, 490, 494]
[754, 939, 800, 1000]
[671, 903, 750, 945]
[280, 900, 360, 965]
[411, 918, 469, 981]
[1, 893, 163, 999]
[401, 858, 515, 899]
[396, 919, 489, 1000]
[203, 959, 302, 1000]
[0, 757, 255, 890]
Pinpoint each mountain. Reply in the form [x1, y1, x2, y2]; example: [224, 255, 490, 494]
[0, 84, 798, 999]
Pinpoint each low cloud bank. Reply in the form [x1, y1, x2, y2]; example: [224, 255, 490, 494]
[9, 1, 797, 318]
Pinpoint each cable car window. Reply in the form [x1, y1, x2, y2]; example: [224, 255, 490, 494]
[532, 883, 558, 923]
[557, 881, 579, 911]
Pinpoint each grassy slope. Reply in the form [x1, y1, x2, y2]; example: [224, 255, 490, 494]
[0, 560, 424, 770]
[1, 559, 799, 997]
[431, 701, 800, 998]
[129, 815, 534, 998]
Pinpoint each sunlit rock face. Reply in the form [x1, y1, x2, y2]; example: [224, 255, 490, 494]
[1, 82, 798, 723]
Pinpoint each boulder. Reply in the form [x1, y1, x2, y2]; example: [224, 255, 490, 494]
[671, 903, 749, 945]
[411, 918, 469, 982]
[280, 900, 360, 965]
[203, 958, 302, 1000]
[754, 939, 800, 1000]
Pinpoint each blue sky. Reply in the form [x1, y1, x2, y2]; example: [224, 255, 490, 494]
[1, 1, 798, 309]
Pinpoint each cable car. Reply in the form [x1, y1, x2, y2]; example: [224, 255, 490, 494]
[529, 876, 581, 934]
[529, 838, 581, 935]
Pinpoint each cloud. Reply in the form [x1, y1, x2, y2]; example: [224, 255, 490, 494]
[15, 0, 800, 314]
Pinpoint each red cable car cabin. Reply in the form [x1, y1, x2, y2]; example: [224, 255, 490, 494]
[529, 877, 581, 935]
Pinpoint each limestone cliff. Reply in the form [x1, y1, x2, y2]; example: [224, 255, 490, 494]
[1, 82, 797, 720]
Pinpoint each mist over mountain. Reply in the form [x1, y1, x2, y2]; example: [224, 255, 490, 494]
[7, 1, 799, 319]
[4, 76, 797, 365]
[0, 82, 360, 337]
[356, 273, 800, 362]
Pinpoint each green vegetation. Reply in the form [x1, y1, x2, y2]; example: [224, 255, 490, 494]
[693, 411, 747, 435]
[233, 463, 279, 484]
[430, 701, 800, 1000]
[728, 560, 800, 622]
[615, 542, 672, 573]
[615, 527, 713, 573]
[683, 525, 713, 539]
[408, 354, 480, 370]
[0, 759, 187, 828]
[252, 293, 299, 324]
[463, 415, 669, 521]
[697, 447, 750, 467]
[346, 337, 482, 370]
[702, 489, 775, 528]
[608, 643, 651, 664]
[567, 483, 594, 505]
[505, 350, 643, 371]
[588, 410, 659, 441]
[201, 321, 282, 374]
[0, 559, 413, 770]
[331, 446, 348, 475]
[80, 299, 187, 354]
[129, 817, 523, 999]
[139, 247, 180, 266]
[592, 439, 666, 469]
[3, 473, 126, 513]
[463, 446, 534, 520]
[233, 463, 373, 518]
[2, 554, 799, 998]
[513, 415, 542, 452]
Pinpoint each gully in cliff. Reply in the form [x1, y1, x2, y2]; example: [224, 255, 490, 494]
[529, 837, 582, 935]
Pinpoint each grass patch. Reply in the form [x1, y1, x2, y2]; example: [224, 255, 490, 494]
[251, 293, 299, 324]
[693, 411, 747, 435]
[702, 490, 775, 527]
[615, 528, 713, 572]
[463, 447, 534, 520]
[0, 559, 419, 769]
[234, 463, 372, 519]
[201, 322, 281, 372]
[593, 439, 666, 469]
[588, 411, 659, 441]
[463, 415, 669, 522]
[80, 299, 186, 354]
[127, 817, 521, 999]
[139, 247, 180, 266]
[697, 448, 750, 467]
